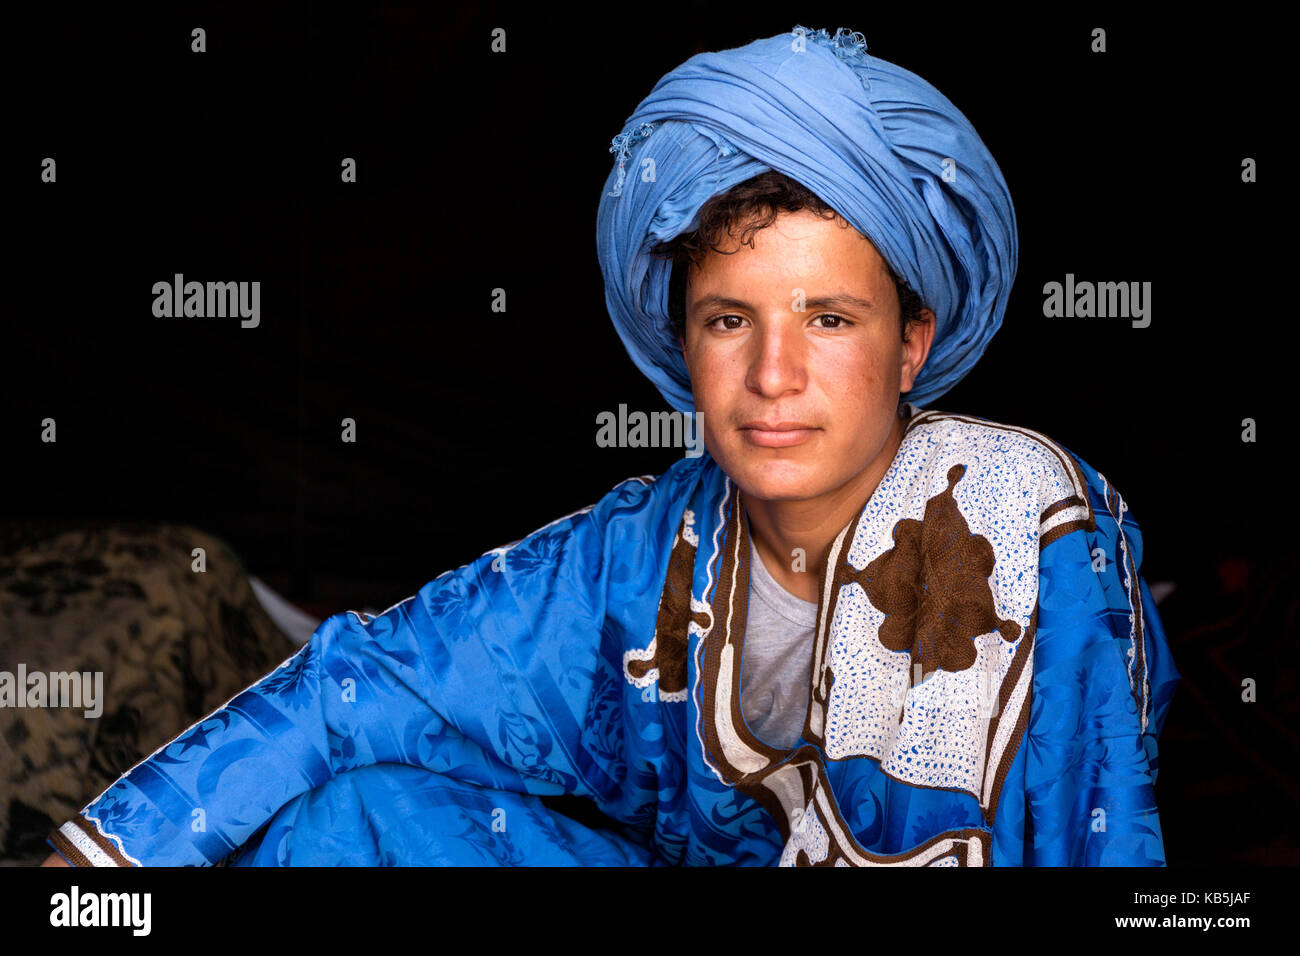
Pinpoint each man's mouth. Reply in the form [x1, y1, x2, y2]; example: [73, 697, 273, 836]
[739, 421, 819, 448]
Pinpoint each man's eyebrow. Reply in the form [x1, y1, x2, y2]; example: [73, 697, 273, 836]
[689, 292, 877, 314]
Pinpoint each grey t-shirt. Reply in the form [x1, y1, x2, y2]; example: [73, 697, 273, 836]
[741, 528, 818, 750]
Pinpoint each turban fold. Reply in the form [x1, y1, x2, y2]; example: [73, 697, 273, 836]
[595, 25, 1018, 413]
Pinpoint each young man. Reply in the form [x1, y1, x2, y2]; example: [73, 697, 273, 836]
[44, 26, 1177, 867]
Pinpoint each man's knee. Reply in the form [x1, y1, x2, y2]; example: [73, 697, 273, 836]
[229, 765, 659, 866]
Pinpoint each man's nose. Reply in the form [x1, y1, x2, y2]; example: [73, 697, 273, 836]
[746, 319, 807, 398]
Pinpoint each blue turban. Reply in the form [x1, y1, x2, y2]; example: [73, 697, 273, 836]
[595, 25, 1018, 413]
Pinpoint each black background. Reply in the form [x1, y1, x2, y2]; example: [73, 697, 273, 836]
[3, 2, 1294, 865]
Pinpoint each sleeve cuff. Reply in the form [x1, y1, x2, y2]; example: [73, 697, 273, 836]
[47, 816, 139, 867]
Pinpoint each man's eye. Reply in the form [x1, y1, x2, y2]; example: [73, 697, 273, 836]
[704, 314, 849, 330]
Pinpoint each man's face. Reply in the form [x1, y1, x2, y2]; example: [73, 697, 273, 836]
[680, 209, 932, 503]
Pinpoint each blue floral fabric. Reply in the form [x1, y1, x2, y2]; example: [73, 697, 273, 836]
[49, 407, 1178, 866]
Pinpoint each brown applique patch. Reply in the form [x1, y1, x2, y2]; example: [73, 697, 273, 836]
[854, 463, 1020, 681]
[625, 513, 709, 694]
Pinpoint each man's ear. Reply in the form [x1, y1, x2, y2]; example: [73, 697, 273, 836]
[899, 308, 937, 393]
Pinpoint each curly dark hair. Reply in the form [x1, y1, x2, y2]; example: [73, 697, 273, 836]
[650, 169, 928, 342]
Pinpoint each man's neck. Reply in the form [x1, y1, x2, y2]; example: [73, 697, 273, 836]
[743, 406, 909, 604]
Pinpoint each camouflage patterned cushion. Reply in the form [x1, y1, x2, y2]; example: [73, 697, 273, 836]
[0, 522, 294, 865]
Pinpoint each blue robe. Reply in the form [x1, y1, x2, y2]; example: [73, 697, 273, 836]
[48, 406, 1178, 866]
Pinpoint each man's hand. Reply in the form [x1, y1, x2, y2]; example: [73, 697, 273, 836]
[40, 852, 71, 867]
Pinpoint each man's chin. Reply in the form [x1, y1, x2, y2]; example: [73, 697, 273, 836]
[725, 463, 829, 504]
